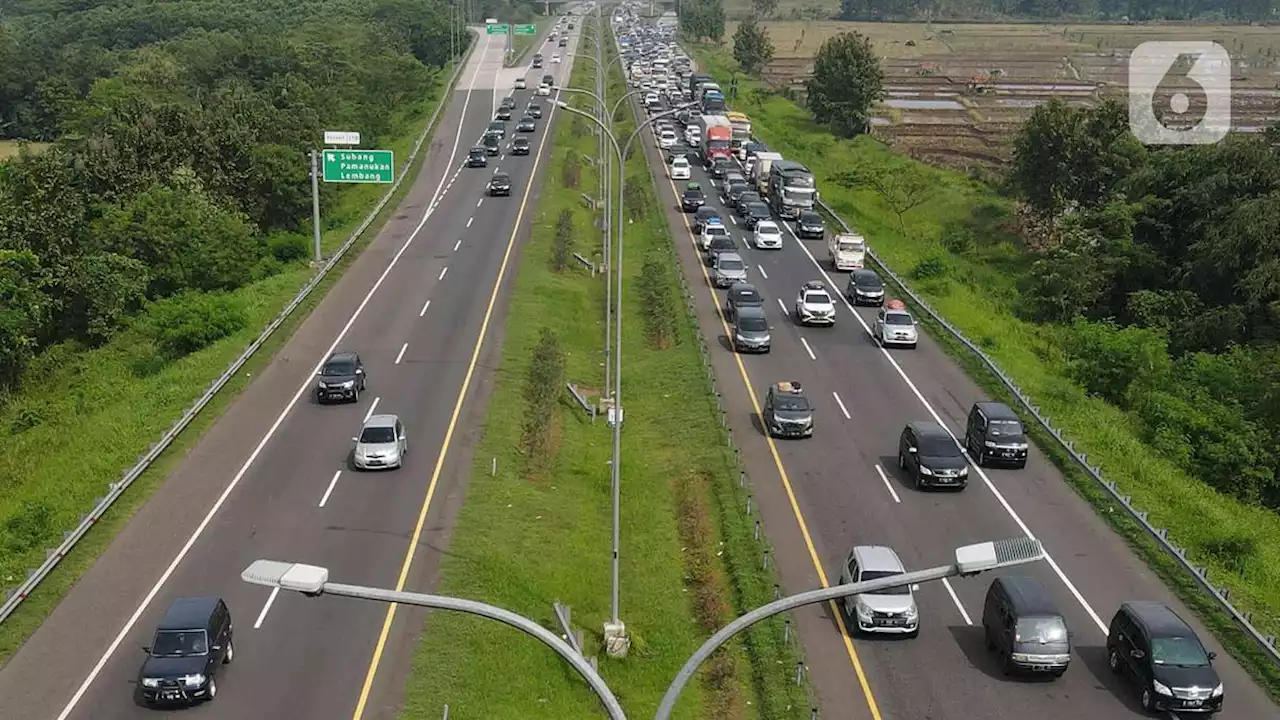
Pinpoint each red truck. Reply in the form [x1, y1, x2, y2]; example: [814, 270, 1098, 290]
[698, 115, 733, 166]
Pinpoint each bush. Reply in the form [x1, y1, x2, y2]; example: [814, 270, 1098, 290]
[143, 291, 248, 359]
[910, 255, 947, 280]
[561, 150, 581, 189]
[551, 210, 574, 272]
[637, 252, 676, 349]
[624, 180, 648, 221]
[520, 329, 565, 470]
[268, 231, 311, 263]
[1060, 320, 1171, 407]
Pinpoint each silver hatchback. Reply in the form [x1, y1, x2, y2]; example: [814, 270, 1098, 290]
[352, 414, 408, 470]
[712, 252, 748, 288]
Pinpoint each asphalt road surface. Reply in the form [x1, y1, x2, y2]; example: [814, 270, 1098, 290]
[632, 90, 1278, 719]
[0, 19, 584, 720]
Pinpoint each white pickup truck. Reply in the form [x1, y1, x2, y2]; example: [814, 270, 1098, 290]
[828, 233, 867, 271]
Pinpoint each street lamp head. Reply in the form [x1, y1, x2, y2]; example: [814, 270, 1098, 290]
[241, 559, 329, 596]
[556, 100, 570, 109]
[954, 537, 1043, 576]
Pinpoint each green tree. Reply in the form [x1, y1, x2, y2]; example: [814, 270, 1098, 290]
[751, 0, 779, 17]
[679, 0, 725, 42]
[805, 31, 883, 138]
[833, 159, 931, 232]
[0, 250, 48, 387]
[732, 18, 774, 76]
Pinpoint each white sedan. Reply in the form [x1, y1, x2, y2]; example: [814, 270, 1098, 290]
[753, 220, 783, 249]
[515, 77, 527, 90]
[657, 128, 677, 148]
[669, 157, 691, 180]
[536, 84, 551, 96]
[551, 54, 562, 63]
[684, 126, 700, 146]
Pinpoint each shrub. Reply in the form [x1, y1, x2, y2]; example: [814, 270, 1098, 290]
[267, 231, 311, 263]
[910, 255, 947, 280]
[551, 210, 574, 272]
[520, 329, 565, 469]
[637, 252, 676, 349]
[143, 291, 248, 359]
[624, 180, 648, 221]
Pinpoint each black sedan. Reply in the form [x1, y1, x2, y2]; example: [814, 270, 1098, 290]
[517, 116, 537, 132]
[488, 172, 512, 196]
[681, 184, 706, 212]
[795, 210, 825, 239]
[708, 158, 732, 179]
[512, 136, 531, 155]
[743, 201, 771, 229]
[467, 147, 487, 168]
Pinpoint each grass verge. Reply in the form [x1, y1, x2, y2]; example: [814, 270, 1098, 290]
[687, 43, 1280, 701]
[397, 21, 810, 719]
[0, 42, 475, 667]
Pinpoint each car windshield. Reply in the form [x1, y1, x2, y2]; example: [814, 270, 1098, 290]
[859, 570, 910, 596]
[804, 292, 830, 305]
[801, 213, 820, 224]
[918, 436, 959, 456]
[857, 276, 882, 288]
[732, 290, 760, 304]
[750, 204, 769, 216]
[1015, 616, 1068, 644]
[709, 140, 731, 149]
[359, 426, 396, 444]
[492, 175, 509, 183]
[885, 313, 913, 326]
[738, 316, 768, 332]
[989, 419, 1023, 436]
[718, 258, 744, 271]
[322, 361, 353, 376]
[774, 394, 809, 411]
[1152, 636, 1212, 667]
[706, 226, 728, 237]
[151, 630, 208, 657]
[758, 224, 778, 234]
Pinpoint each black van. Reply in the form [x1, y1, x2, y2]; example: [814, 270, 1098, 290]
[982, 575, 1070, 677]
[965, 401, 1029, 468]
[137, 596, 234, 705]
[1107, 601, 1223, 714]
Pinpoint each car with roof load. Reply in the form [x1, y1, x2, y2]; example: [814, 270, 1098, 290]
[700, 220, 731, 252]
[763, 381, 812, 438]
[681, 182, 706, 211]
[873, 306, 919, 349]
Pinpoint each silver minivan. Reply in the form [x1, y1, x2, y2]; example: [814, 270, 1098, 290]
[712, 252, 747, 288]
[839, 545, 920, 636]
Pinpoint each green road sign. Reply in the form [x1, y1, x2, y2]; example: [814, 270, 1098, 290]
[322, 149, 394, 184]
[486, 23, 509, 34]
[515, 24, 537, 34]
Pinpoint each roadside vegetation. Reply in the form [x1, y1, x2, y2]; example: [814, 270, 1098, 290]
[685, 13, 1280, 699]
[0, 0, 477, 663]
[399, 17, 809, 719]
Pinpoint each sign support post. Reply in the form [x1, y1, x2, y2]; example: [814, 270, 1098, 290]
[310, 150, 322, 266]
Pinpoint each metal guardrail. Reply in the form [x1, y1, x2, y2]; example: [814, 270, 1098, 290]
[813, 197, 1280, 665]
[0, 32, 480, 626]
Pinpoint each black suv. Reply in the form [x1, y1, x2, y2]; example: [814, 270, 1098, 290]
[137, 597, 233, 706]
[532, 54, 543, 69]
[528, 102, 543, 119]
[483, 133, 501, 155]
[763, 381, 813, 438]
[467, 146, 487, 168]
[897, 421, 968, 489]
[1107, 602, 1223, 714]
[541, 74, 555, 87]
[795, 210, 825, 239]
[511, 136, 531, 155]
[487, 120, 506, 139]
[681, 183, 706, 212]
[708, 157, 731, 178]
[965, 401, 1028, 468]
[488, 172, 512, 196]
[316, 351, 366, 403]
[846, 268, 885, 306]
[720, 181, 749, 207]
[743, 202, 772, 229]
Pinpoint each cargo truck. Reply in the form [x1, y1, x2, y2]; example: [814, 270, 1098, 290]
[750, 152, 783, 195]
[701, 89, 726, 114]
[725, 111, 752, 149]
[767, 159, 816, 219]
[699, 115, 734, 165]
[828, 233, 867, 271]
[688, 72, 713, 96]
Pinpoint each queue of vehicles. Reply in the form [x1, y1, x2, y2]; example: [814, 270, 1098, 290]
[613, 4, 1228, 715]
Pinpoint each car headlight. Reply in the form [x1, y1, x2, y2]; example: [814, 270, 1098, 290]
[904, 605, 918, 620]
[181, 673, 205, 688]
[340, 380, 355, 389]
[919, 466, 933, 475]
[855, 602, 872, 620]
[984, 440, 997, 448]
[1014, 443, 1028, 450]
[958, 467, 969, 476]
[1152, 679, 1172, 696]
[142, 678, 160, 688]
[1211, 682, 1224, 697]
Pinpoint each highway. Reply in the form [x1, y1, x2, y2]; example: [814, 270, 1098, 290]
[630, 68, 1279, 720]
[0, 18, 584, 720]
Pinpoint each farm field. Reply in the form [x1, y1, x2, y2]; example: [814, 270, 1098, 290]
[740, 20, 1280, 169]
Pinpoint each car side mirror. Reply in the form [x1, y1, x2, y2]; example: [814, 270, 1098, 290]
[355, 368, 364, 374]
[1208, 651, 1217, 660]
[141, 646, 150, 653]
[910, 584, 920, 591]
[908, 446, 918, 454]
[315, 372, 322, 377]
[351, 436, 359, 443]
[211, 645, 222, 652]
[1131, 649, 1145, 660]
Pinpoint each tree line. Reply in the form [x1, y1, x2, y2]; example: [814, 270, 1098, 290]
[0, 0, 463, 390]
[1012, 101, 1280, 511]
[841, 0, 1279, 21]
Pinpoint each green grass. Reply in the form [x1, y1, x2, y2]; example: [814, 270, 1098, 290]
[688, 43, 1280, 702]
[0, 46, 474, 667]
[397, 20, 810, 720]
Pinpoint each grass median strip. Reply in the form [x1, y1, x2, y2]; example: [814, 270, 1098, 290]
[397, 23, 810, 719]
[0, 51, 470, 666]
[688, 43, 1280, 700]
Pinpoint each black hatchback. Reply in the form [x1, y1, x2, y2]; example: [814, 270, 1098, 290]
[743, 202, 772, 229]
[467, 146, 487, 168]
[846, 268, 885, 306]
[137, 597, 234, 706]
[681, 184, 706, 212]
[795, 210, 825, 239]
[488, 172, 512, 196]
[511, 136, 531, 155]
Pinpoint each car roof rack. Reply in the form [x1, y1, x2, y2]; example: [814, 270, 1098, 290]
[776, 381, 803, 393]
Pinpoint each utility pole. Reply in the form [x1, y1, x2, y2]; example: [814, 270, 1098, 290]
[309, 150, 322, 266]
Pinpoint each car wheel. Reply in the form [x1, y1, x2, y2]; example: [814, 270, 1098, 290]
[1141, 688, 1156, 712]
[1001, 650, 1015, 676]
[1108, 647, 1122, 674]
[976, 449, 986, 466]
[914, 471, 923, 490]
[206, 677, 217, 701]
[223, 640, 234, 664]
[352, 387, 360, 403]
[898, 451, 906, 470]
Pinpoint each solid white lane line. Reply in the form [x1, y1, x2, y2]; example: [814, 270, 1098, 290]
[466, 217, 474, 228]
[318, 470, 342, 508]
[941, 579, 974, 625]
[800, 337, 816, 361]
[832, 391, 851, 419]
[438, 266, 449, 281]
[453, 239, 462, 252]
[253, 587, 280, 629]
[363, 397, 381, 422]
[53, 32, 496, 720]
[395, 343, 408, 365]
[419, 299, 431, 317]
[758, 265, 768, 279]
[874, 464, 901, 504]
[777, 298, 788, 315]
[779, 182, 1110, 635]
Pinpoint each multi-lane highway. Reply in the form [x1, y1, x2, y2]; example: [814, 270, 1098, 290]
[0, 19, 584, 720]
[630, 60, 1278, 720]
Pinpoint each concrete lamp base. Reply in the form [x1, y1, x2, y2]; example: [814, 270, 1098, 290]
[603, 620, 631, 659]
